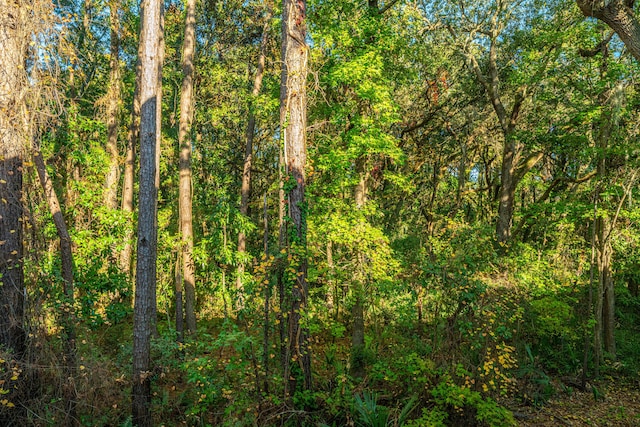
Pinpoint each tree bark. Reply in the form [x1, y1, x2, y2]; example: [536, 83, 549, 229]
[576, 0, 640, 61]
[0, 0, 26, 360]
[104, 0, 121, 210]
[496, 139, 516, 243]
[281, 0, 311, 393]
[33, 148, 78, 426]
[178, 0, 197, 334]
[132, 0, 163, 422]
[120, 56, 141, 277]
[236, 8, 272, 310]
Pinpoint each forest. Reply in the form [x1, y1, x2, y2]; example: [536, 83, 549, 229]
[1, 0, 640, 425]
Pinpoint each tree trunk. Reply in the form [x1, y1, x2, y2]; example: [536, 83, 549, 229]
[0, 0, 26, 360]
[236, 9, 272, 311]
[33, 148, 78, 426]
[576, 0, 640, 62]
[583, 195, 597, 384]
[464, 30, 532, 244]
[602, 241, 616, 357]
[594, 77, 617, 362]
[120, 56, 141, 277]
[262, 192, 270, 393]
[104, 0, 121, 210]
[326, 240, 335, 315]
[596, 213, 616, 359]
[132, 0, 163, 422]
[277, 147, 287, 375]
[150, 2, 165, 340]
[281, 0, 311, 393]
[351, 160, 367, 378]
[175, 252, 184, 343]
[178, 0, 197, 334]
[496, 139, 516, 244]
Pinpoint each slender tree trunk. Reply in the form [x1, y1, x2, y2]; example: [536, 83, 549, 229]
[326, 240, 335, 314]
[236, 8, 272, 310]
[132, 0, 163, 422]
[584, 195, 597, 385]
[150, 2, 165, 340]
[0, 0, 26, 360]
[277, 148, 287, 375]
[262, 192, 270, 393]
[178, 0, 197, 334]
[120, 56, 141, 277]
[104, 0, 121, 209]
[33, 148, 78, 426]
[281, 0, 311, 393]
[175, 252, 184, 343]
[351, 160, 367, 378]
[594, 80, 616, 361]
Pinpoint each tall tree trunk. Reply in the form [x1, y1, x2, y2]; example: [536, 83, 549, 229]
[178, 0, 197, 334]
[594, 75, 617, 362]
[33, 147, 78, 426]
[277, 147, 287, 375]
[120, 56, 141, 277]
[262, 192, 270, 393]
[132, 0, 163, 422]
[280, 0, 311, 393]
[584, 194, 598, 383]
[236, 8, 272, 310]
[600, 232, 615, 357]
[0, 0, 26, 360]
[104, 0, 121, 209]
[351, 159, 367, 378]
[150, 2, 165, 340]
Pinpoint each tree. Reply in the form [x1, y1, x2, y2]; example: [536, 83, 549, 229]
[33, 146, 78, 426]
[178, 0, 197, 335]
[104, 0, 121, 209]
[120, 55, 141, 277]
[132, 0, 163, 423]
[445, 0, 554, 243]
[281, 0, 312, 393]
[236, 6, 272, 311]
[576, 0, 640, 61]
[0, 0, 27, 359]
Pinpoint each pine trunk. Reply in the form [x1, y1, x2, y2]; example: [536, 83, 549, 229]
[132, 0, 163, 422]
[281, 0, 311, 393]
[0, 0, 26, 360]
[104, 0, 121, 209]
[178, 0, 197, 334]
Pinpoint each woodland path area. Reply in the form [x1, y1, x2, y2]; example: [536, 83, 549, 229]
[515, 379, 640, 426]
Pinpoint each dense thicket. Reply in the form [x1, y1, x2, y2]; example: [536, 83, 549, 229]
[0, 0, 639, 425]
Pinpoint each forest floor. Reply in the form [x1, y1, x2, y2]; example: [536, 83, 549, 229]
[513, 377, 640, 426]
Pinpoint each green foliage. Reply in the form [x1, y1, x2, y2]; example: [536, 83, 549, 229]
[426, 380, 516, 427]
